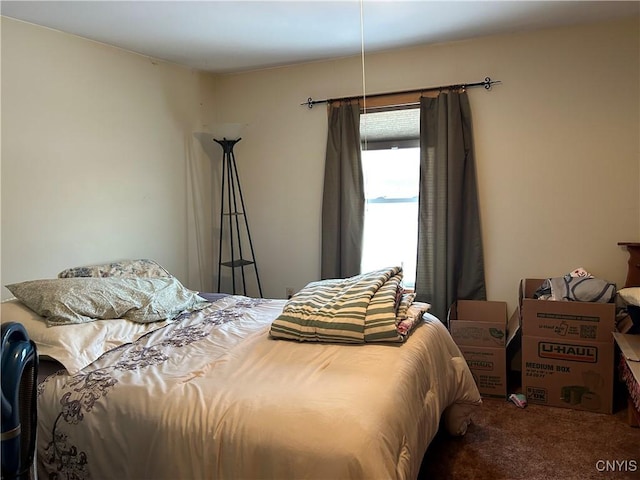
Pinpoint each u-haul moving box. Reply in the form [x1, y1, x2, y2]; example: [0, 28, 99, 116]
[519, 278, 616, 413]
[449, 300, 519, 398]
[522, 337, 614, 413]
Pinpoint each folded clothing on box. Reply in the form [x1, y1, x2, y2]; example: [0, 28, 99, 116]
[533, 273, 616, 304]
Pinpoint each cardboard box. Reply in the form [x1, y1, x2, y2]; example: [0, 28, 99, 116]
[458, 345, 507, 397]
[616, 314, 634, 334]
[449, 300, 509, 347]
[519, 279, 616, 342]
[519, 278, 616, 413]
[508, 308, 523, 373]
[522, 336, 614, 413]
[449, 300, 519, 398]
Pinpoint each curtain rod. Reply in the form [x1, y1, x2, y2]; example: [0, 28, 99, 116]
[301, 76, 501, 109]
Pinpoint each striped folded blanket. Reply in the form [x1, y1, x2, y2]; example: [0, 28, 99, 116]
[270, 266, 428, 343]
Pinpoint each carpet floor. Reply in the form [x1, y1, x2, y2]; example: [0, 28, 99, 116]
[419, 396, 640, 480]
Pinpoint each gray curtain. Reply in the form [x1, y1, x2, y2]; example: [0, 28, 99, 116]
[415, 91, 486, 322]
[321, 101, 364, 279]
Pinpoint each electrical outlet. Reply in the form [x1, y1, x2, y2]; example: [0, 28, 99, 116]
[286, 287, 295, 299]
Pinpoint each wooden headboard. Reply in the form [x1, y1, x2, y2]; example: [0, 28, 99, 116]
[619, 242, 640, 287]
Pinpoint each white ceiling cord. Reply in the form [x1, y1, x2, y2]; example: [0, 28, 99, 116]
[360, 0, 367, 115]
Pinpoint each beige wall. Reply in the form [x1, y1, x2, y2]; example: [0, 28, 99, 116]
[212, 17, 640, 311]
[1, 16, 639, 313]
[1, 17, 216, 299]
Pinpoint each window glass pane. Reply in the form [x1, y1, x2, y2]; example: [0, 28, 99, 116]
[362, 148, 419, 199]
[361, 147, 419, 288]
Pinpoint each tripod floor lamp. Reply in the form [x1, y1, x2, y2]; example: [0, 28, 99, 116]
[213, 136, 263, 297]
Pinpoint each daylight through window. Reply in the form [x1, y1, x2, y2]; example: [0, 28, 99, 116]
[360, 108, 420, 288]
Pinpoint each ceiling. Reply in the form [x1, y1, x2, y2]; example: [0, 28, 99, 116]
[2, 1, 638, 74]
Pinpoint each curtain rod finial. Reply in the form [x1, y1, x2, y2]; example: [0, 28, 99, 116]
[300, 97, 315, 109]
[483, 77, 502, 90]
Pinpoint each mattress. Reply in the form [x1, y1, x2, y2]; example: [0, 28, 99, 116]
[37, 295, 481, 479]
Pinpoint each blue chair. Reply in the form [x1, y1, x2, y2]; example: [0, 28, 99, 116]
[1, 322, 38, 480]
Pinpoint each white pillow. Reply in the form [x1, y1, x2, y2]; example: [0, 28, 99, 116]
[618, 287, 640, 307]
[1, 299, 172, 374]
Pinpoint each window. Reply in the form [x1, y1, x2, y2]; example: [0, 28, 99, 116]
[360, 108, 420, 288]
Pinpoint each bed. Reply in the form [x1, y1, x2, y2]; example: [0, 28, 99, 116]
[1, 261, 481, 479]
[616, 283, 640, 426]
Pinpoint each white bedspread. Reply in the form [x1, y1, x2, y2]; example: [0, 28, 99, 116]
[37, 295, 481, 479]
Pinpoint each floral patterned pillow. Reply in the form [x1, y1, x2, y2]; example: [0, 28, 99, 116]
[58, 259, 172, 279]
[5, 277, 207, 326]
